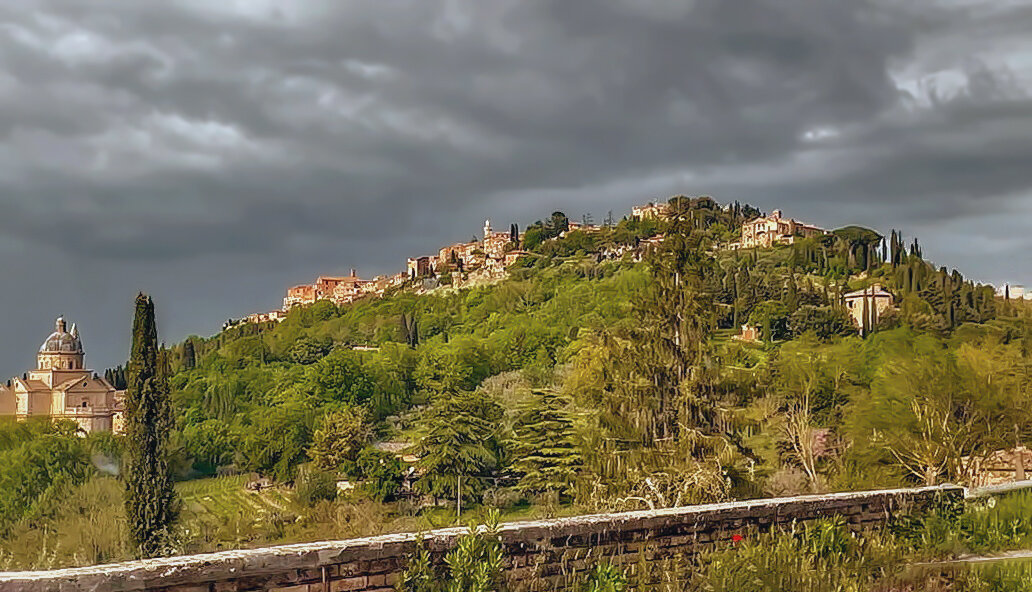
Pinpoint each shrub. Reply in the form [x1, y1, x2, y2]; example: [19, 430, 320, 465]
[294, 466, 337, 506]
[581, 563, 628, 592]
[353, 448, 403, 503]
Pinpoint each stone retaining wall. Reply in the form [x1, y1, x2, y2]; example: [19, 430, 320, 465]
[0, 485, 963, 592]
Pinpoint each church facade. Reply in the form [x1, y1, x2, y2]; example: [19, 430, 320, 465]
[0, 317, 123, 433]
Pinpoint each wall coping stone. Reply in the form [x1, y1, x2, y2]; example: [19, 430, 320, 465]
[0, 484, 963, 591]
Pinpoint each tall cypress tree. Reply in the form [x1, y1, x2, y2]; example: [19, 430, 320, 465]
[181, 339, 196, 370]
[124, 293, 178, 557]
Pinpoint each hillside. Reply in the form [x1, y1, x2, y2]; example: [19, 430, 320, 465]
[3, 195, 1031, 568]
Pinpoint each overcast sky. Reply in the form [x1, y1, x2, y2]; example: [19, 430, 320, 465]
[1, 0, 1031, 377]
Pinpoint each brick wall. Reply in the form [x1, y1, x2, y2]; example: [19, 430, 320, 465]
[0, 485, 963, 592]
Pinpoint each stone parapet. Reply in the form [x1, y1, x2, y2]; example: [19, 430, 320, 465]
[0, 485, 964, 592]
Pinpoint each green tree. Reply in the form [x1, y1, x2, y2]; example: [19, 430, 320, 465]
[847, 335, 1030, 485]
[749, 300, 790, 342]
[788, 305, 856, 341]
[308, 407, 370, 472]
[237, 404, 314, 481]
[510, 389, 583, 500]
[180, 419, 238, 476]
[625, 214, 716, 441]
[0, 422, 91, 534]
[354, 447, 404, 502]
[304, 349, 376, 406]
[413, 390, 502, 514]
[123, 293, 178, 557]
[548, 211, 570, 237]
[289, 336, 331, 365]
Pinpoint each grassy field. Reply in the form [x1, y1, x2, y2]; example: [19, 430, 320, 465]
[173, 475, 593, 554]
[176, 475, 300, 553]
[178, 475, 293, 520]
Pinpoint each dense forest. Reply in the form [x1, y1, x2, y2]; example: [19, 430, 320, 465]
[2, 195, 1031, 570]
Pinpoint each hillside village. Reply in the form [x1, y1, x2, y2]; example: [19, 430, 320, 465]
[238, 200, 839, 327]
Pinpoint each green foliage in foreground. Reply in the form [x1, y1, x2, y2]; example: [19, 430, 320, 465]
[392, 491, 1032, 591]
[0, 420, 99, 536]
[398, 511, 505, 592]
[689, 492, 1032, 591]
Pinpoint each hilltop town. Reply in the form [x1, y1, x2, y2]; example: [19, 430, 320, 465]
[237, 200, 830, 326]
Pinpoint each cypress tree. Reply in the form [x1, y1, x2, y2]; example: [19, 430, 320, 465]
[858, 288, 866, 338]
[181, 339, 196, 370]
[124, 293, 178, 557]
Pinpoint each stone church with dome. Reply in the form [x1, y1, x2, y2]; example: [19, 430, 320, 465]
[0, 317, 124, 433]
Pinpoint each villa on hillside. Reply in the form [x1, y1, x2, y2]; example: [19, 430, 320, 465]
[739, 210, 826, 249]
[631, 202, 671, 220]
[0, 317, 123, 433]
[843, 284, 894, 335]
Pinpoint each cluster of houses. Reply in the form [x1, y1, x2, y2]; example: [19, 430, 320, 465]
[241, 220, 543, 324]
[237, 218, 621, 325]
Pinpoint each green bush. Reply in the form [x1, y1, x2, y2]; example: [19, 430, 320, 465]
[294, 466, 337, 506]
[353, 448, 403, 503]
[581, 563, 627, 592]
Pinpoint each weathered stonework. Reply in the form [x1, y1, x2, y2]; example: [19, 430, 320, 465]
[0, 485, 963, 592]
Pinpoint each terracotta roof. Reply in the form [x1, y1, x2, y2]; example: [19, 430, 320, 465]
[843, 284, 893, 299]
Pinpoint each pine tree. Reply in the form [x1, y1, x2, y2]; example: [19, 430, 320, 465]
[414, 390, 501, 515]
[510, 389, 583, 500]
[123, 293, 178, 557]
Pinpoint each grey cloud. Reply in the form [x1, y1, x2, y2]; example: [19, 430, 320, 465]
[1, 0, 1031, 375]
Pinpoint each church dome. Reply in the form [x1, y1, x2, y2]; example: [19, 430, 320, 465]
[39, 317, 83, 354]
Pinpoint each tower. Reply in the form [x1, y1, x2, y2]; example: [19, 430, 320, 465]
[484, 219, 492, 240]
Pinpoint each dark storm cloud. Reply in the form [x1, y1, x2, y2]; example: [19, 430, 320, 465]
[1, 0, 1031, 374]
[0, 0, 920, 258]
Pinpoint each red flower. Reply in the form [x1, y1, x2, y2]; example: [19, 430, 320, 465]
[731, 534, 744, 544]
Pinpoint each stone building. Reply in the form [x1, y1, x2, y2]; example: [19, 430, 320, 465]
[740, 209, 825, 248]
[482, 220, 512, 260]
[843, 284, 894, 335]
[283, 284, 317, 309]
[0, 317, 123, 433]
[326, 270, 369, 305]
[504, 250, 531, 266]
[631, 202, 671, 220]
[733, 324, 760, 342]
[407, 256, 432, 278]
